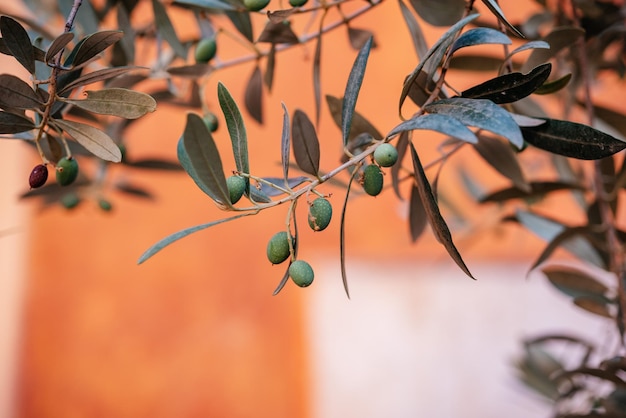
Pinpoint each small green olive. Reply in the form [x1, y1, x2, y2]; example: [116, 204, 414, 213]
[98, 198, 113, 212]
[203, 112, 219, 132]
[226, 175, 246, 204]
[289, 0, 308, 6]
[363, 164, 383, 196]
[373, 143, 398, 167]
[60, 192, 81, 209]
[55, 157, 79, 186]
[29, 164, 48, 189]
[289, 260, 314, 287]
[194, 37, 217, 63]
[308, 197, 332, 231]
[244, 0, 271, 11]
[266, 231, 292, 265]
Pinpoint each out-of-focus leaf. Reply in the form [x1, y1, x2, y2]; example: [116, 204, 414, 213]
[347, 27, 377, 50]
[398, 0, 428, 59]
[125, 158, 183, 171]
[558, 367, 626, 386]
[116, 2, 135, 64]
[574, 296, 613, 318]
[58, 66, 143, 94]
[425, 98, 524, 148]
[218, 82, 249, 194]
[449, 55, 504, 72]
[248, 186, 272, 203]
[273, 211, 298, 296]
[509, 113, 546, 127]
[461, 63, 551, 104]
[390, 113, 478, 143]
[59, 88, 157, 119]
[514, 209, 605, 268]
[0, 74, 43, 109]
[138, 212, 256, 264]
[313, 33, 322, 125]
[515, 344, 562, 401]
[410, 142, 474, 279]
[0, 111, 35, 134]
[480, 0, 524, 37]
[45, 33, 74, 63]
[292, 110, 320, 176]
[522, 27, 585, 73]
[473, 135, 529, 192]
[267, 9, 298, 24]
[533, 73, 572, 95]
[264, 44, 276, 91]
[244, 66, 263, 124]
[399, 14, 479, 116]
[506, 40, 550, 60]
[449, 27, 512, 55]
[177, 113, 231, 206]
[259, 176, 309, 196]
[588, 103, 626, 140]
[405, 70, 441, 107]
[408, 0, 465, 26]
[391, 130, 409, 200]
[257, 20, 299, 44]
[479, 181, 583, 203]
[52, 119, 122, 162]
[114, 182, 155, 199]
[409, 183, 427, 242]
[0, 16, 35, 74]
[340, 169, 359, 298]
[167, 63, 211, 78]
[280, 102, 290, 184]
[173, 0, 237, 10]
[225, 10, 253, 43]
[342, 36, 372, 147]
[70, 31, 125, 67]
[521, 118, 626, 160]
[542, 264, 609, 299]
[326, 95, 382, 142]
[152, 0, 187, 58]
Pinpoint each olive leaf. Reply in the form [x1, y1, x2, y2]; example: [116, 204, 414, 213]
[280, 102, 290, 185]
[408, 0, 465, 26]
[151, 0, 187, 58]
[58, 66, 146, 94]
[391, 130, 409, 200]
[45, 33, 74, 63]
[0, 111, 35, 134]
[389, 113, 478, 143]
[265, 44, 276, 91]
[542, 264, 610, 301]
[292, 110, 320, 177]
[480, 0, 524, 37]
[347, 27, 376, 50]
[398, 0, 428, 59]
[218, 82, 250, 194]
[449, 27, 512, 55]
[473, 134, 529, 192]
[521, 27, 585, 73]
[257, 20, 299, 44]
[225, 10, 253, 43]
[244, 65, 263, 124]
[177, 113, 231, 207]
[342, 36, 372, 148]
[326, 95, 382, 142]
[410, 142, 474, 279]
[339, 169, 359, 298]
[0, 16, 35, 74]
[313, 33, 322, 125]
[69, 30, 125, 67]
[409, 183, 427, 242]
[479, 181, 583, 203]
[0, 74, 43, 109]
[461, 63, 552, 104]
[424, 98, 524, 148]
[521, 118, 626, 160]
[52, 119, 122, 162]
[58, 88, 157, 119]
[173, 0, 237, 11]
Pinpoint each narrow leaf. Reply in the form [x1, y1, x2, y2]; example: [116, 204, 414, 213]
[264, 44, 276, 91]
[273, 214, 298, 296]
[542, 264, 609, 300]
[449, 27, 511, 55]
[218, 82, 249, 191]
[52, 119, 122, 162]
[342, 36, 372, 147]
[398, 0, 428, 59]
[292, 110, 320, 176]
[506, 40, 550, 60]
[45, 33, 74, 63]
[0, 16, 35, 74]
[225, 10, 253, 42]
[480, 0, 524, 37]
[389, 113, 478, 143]
[152, 0, 187, 58]
[0, 111, 35, 133]
[534, 73, 572, 95]
[425, 98, 524, 148]
[479, 181, 583, 203]
[521, 118, 626, 160]
[58, 66, 146, 94]
[257, 20, 299, 44]
[326, 95, 382, 141]
[280, 102, 290, 184]
[391, 130, 409, 200]
[178, 113, 231, 206]
[473, 134, 529, 192]
[0, 74, 43, 109]
[340, 169, 359, 298]
[409, 183, 427, 242]
[408, 0, 465, 26]
[461, 63, 552, 104]
[410, 142, 474, 279]
[522, 27, 585, 73]
[173, 0, 237, 10]
[347, 27, 376, 51]
[138, 212, 255, 263]
[313, 33, 322, 125]
[71, 31, 125, 67]
[59, 88, 156, 119]
[573, 296, 613, 318]
[244, 66, 263, 124]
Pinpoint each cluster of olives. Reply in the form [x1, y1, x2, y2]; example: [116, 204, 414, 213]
[361, 142, 398, 197]
[28, 156, 79, 189]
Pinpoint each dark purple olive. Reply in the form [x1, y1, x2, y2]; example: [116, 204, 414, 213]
[29, 164, 48, 189]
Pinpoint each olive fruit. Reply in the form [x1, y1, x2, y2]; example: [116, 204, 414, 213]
[363, 164, 383, 196]
[29, 164, 48, 189]
[374, 143, 398, 167]
[244, 0, 270, 11]
[98, 198, 113, 212]
[266, 231, 292, 264]
[289, 260, 314, 287]
[60, 192, 81, 209]
[203, 112, 219, 132]
[308, 197, 332, 231]
[226, 175, 246, 204]
[289, 0, 307, 6]
[194, 37, 217, 63]
[55, 157, 79, 186]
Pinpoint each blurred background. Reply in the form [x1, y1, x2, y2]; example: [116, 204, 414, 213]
[0, 1, 622, 417]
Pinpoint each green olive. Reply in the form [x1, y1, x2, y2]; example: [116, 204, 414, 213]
[289, 0, 308, 6]
[194, 37, 217, 63]
[60, 192, 81, 209]
[363, 164, 383, 196]
[289, 260, 314, 287]
[226, 175, 246, 204]
[373, 143, 398, 167]
[98, 198, 113, 212]
[266, 231, 292, 265]
[203, 112, 219, 132]
[244, 0, 271, 11]
[308, 197, 332, 231]
[55, 157, 79, 186]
